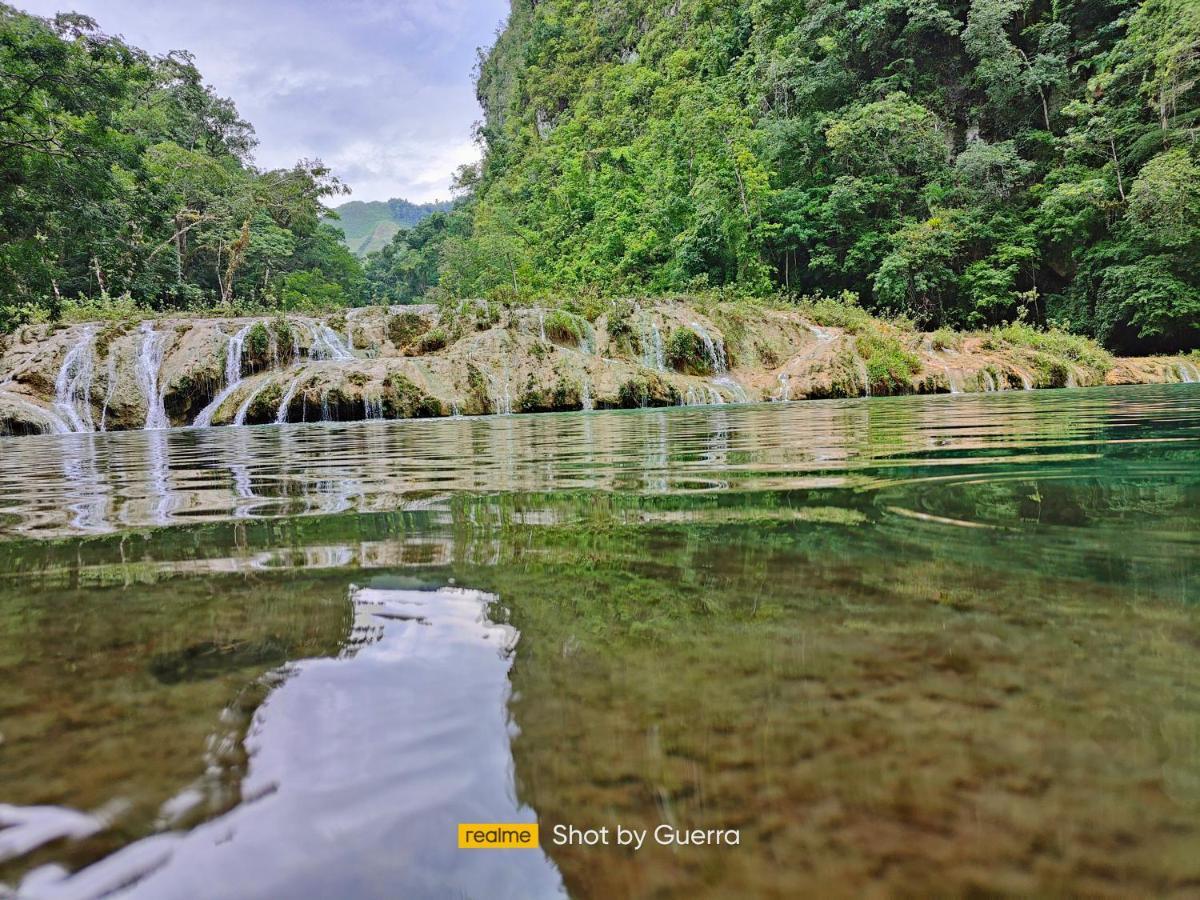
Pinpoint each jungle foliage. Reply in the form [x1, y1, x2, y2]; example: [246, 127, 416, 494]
[0, 5, 363, 330]
[374, 0, 1199, 352]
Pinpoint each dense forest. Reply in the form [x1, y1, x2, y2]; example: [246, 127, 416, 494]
[0, 5, 365, 330]
[2, 1, 1198, 353]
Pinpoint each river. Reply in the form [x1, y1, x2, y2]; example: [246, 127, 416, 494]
[0, 385, 1197, 897]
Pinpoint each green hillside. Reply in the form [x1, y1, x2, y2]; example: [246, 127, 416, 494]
[369, 0, 1200, 354]
[329, 198, 454, 257]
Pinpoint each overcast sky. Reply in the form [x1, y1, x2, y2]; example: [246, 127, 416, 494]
[15, 0, 510, 203]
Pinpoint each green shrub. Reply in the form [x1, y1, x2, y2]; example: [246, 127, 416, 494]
[665, 327, 712, 375]
[414, 326, 448, 354]
[544, 309, 586, 345]
[245, 322, 271, 370]
[930, 327, 960, 351]
[797, 291, 874, 334]
[59, 293, 147, 324]
[990, 322, 1112, 373]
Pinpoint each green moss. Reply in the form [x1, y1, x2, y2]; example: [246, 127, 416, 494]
[517, 374, 582, 412]
[1032, 354, 1069, 388]
[383, 372, 443, 418]
[387, 311, 429, 348]
[857, 334, 920, 395]
[614, 374, 680, 408]
[94, 322, 129, 359]
[465, 364, 492, 415]
[665, 328, 713, 375]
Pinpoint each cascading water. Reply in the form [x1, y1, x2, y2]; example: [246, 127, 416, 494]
[304, 320, 354, 361]
[689, 322, 728, 373]
[363, 396, 384, 420]
[136, 323, 170, 430]
[639, 314, 665, 371]
[1, 390, 70, 435]
[854, 355, 872, 398]
[193, 323, 255, 428]
[275, 373, 306, 424]
[1179, 361, 1200, 383]
[233, 378, 274, 427]
[776, 373, 792, 402]
[980, 370, 997, 392]
[53, 326, 97, 432]
[580, 371, 594, 411]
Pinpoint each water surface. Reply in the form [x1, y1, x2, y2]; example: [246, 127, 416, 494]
[1, 386, 1198, 897]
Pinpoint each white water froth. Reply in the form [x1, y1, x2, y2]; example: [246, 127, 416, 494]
[136, 323, 170, 430]
[53, 326, 97, 432]
[193, 324, 255, 428]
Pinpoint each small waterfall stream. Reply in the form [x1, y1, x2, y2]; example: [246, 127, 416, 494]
[136, 323, 170, 430]
[639, 314, 665, 371]
[193, 324, 255, 428]
[275, 373, 306, 424]
[53, 326, 98, 432]
[689, 322, 728, 373]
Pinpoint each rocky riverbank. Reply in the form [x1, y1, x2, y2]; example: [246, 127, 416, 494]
[1, 299, 1197, 437]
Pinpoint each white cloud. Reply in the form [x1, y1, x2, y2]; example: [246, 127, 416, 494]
[12, 0, 508, 201]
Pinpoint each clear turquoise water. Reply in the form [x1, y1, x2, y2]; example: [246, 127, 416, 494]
[1, 386, 1197, 897]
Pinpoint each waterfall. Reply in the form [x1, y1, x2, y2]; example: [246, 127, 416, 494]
[275, 373, 305, 424]
[580, 371, 593, 411]
[193, 323, 254, 428]
[304, 320, 354, 361]
[980, 370, 997, 392]
[538, 308, 547, 342]
[136, 323, 170, 430]
[489, 365, 512, 415]
[805, 324, 834, 343]
[854, 355, 872, 397]
[689, 322, 727, 373]
[1, 390, 70, 435]
[345, 308, 362, 351]
[320, 391, 332, 422]
[363, 395, 384, 420]
[639, 314, 665, 371]
[776, 373, 791, 402]
[1177, 361, 1199, 383]
[233, 379, 272, 426]
[53, 326, 97, 432]
[712, 375, 747, 403]
[1065, 368, 1078, 388]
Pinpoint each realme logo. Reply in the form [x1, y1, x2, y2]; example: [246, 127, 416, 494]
[458, 823, 539, 849]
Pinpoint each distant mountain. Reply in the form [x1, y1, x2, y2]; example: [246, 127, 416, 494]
[328, 198, 454, 257]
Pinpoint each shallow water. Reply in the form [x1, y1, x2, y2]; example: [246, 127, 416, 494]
[0, 386, 1197, 897]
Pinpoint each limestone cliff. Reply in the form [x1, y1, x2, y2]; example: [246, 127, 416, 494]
[1, 300, 1196, 437]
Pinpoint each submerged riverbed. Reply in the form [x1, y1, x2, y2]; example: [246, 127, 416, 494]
[0, 386, 1197, 897]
